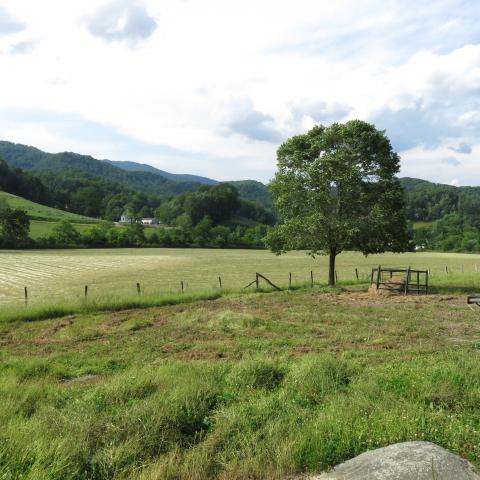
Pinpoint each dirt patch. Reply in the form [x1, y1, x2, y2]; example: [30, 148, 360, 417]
[36, 316, 75, 343]
[321, 291, 462, 307]
[100, 310, 135, 331]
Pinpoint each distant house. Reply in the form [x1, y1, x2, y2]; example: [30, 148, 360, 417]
[120, 212, 133, 223]
[141, 218, 160, 226]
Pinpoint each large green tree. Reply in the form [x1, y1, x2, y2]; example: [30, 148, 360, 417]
[267, 120, 411, 285]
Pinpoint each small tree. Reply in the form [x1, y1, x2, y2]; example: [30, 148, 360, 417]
[51, 220, 81, 246]
[266, 120, 412, 285]
[0, 203, 30, 247]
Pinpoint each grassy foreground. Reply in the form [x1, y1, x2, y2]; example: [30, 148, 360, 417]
[1, 287, 480, 479]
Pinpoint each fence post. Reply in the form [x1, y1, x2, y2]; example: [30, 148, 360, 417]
[376, 265, 381, 289]
[445, 265, 448, 275]
[218, 276, 222, 289]
[181, 281, 184, 293]
[85, 285, 88, 298]
[255, 273, 259, 290]
[310, 270, 314, 288]
[289, 272, 292, 289]
[137, 282, 141, 295]
[404, 266, 411, 296]
[355, 268, 359, 281]
[24, 287, 28, 306]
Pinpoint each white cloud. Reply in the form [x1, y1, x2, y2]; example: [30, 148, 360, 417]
[82, 0, 157, 44]
[0, 5, 25, 36]
[0, 0, 479, 183]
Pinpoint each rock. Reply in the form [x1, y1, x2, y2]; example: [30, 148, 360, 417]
[309, 442, 480, 480]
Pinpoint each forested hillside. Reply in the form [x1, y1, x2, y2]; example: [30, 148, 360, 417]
[0, 141, 271, 206]
[4, 139, 480, 252]
[0, 151, 276, 249]
[0, 141, 202, 198]
[400, 177, 480, 251]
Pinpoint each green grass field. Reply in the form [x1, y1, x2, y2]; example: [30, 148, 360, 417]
[412, 221, 435, 230]
[0, 191, 99, 224]
[1, 287, 480, 479]
[1, 248, 480, 306]
[29, 220, 95, 239]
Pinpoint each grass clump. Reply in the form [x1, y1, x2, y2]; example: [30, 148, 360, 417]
[226, 359, 285, 391]
[282, 355, 354, 406]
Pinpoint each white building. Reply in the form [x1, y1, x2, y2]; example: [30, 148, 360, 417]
[141, 218, 160, 226]
[120, 212, 133, 223]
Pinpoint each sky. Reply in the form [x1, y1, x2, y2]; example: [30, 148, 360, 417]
[0, 0, 479, 185]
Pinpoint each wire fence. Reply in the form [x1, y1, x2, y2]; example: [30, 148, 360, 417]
[2, 262, 479, 308]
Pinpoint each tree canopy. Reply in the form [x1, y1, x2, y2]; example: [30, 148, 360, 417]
[267, 120, 411, 285]
[0, 199, 30, 248]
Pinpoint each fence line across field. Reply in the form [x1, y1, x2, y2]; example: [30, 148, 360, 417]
[0, 262, 475, 294]
[6, 264, 480, 307]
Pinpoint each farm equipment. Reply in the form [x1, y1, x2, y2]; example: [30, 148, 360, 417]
[370, 265, 429, 296]
[467, 295, 480, 310]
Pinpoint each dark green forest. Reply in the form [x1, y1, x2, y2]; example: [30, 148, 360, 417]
[2, 140, 480, 252]
[400, 177, 480, 252]
[0, 150, 274, 249]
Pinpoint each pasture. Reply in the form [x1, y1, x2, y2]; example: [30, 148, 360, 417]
[0, 191, 98, 223]
[1, 248, 480, 306]
[1, 287, 480, 479]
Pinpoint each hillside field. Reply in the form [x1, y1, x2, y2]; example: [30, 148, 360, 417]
[2, 249, 480, 306]
[1, 286, 480, 479]
[0, 191, 99, 223]
[29, 220, 95, 239]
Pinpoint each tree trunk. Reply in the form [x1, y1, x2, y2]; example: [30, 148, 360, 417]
[328, 248, 337, 286]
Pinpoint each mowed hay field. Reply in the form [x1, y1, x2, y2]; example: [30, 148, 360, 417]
[1, 288, 480, 479]
[2, 248, 480, 306]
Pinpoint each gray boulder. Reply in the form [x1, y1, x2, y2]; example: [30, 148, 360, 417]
[309, 442, 479, 479]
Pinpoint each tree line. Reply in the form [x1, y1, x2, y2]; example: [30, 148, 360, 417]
[0, 215, 269, 250]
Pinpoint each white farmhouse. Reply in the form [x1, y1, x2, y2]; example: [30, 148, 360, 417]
[141, 218, 160, 226]
[120, 212, 133, 223]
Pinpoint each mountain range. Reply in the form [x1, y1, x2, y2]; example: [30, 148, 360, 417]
[0, 141, 272, 208]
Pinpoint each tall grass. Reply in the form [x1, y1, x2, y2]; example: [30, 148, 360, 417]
[0, 290, 223, 323]
[1, 354, 479, 479]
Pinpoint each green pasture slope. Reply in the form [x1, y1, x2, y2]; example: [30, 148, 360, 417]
[29, 220, 94, 239]
[0, 191, 99, 223]
[1, 282, 480, 479]
[0, 190, 101, 240]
